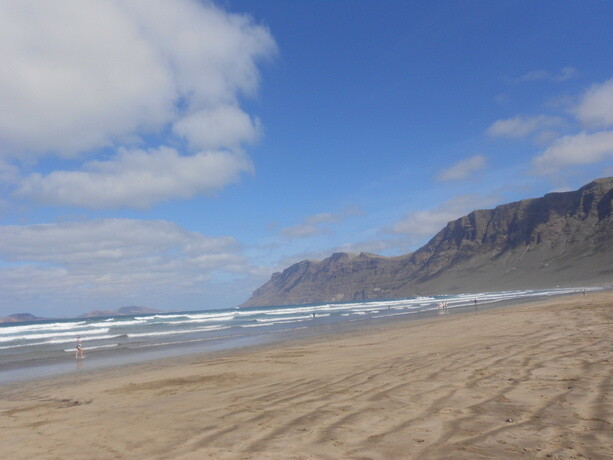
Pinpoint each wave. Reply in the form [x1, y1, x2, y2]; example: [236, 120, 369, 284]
[238, 304, 334, 316]
[84, 319, 148, 328]
[0, 328, 111, 343]
[180, 312, 237, 320]
[0, 321, 87, 336]
[134, 312, 237, 324]
[242, 316, 327, 327]
[255, 315, 312, 322]
[0, 287, 594, 357]
[134, 314, 190, 320]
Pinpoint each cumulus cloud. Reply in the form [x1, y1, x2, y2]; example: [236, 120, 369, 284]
[487, 115, 565, 138]
[512, 67, 578, 83]
[490, 76, 613, 175]
[436, 155, 486, 182]
[15, 146, 253, 209]
[0, 0, 276, 207]
[0, 218, 240, 267]
[533, 131, 613, 173]
[173, 105, 261, 151]
[0, 1, 173, 158]
[574, 78, 613, 128]
[0, 219, 259, 313]
[279, 208, 362, 239]
[387, 194, 499, 237]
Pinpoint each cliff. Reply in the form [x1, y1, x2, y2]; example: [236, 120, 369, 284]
[241, 177, 613, 307]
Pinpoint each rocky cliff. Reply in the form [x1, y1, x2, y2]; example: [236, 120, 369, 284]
[241, 177, 613, 307]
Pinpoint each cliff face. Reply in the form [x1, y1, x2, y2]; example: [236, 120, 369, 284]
[241, 177, 613, 307]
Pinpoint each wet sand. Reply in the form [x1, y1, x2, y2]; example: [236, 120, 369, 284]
[1, 291, 611, 459]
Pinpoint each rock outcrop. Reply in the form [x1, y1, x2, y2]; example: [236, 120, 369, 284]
[241, 177, 613, 307]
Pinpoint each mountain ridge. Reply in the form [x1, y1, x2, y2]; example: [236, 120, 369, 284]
[241, 177, 613, 308]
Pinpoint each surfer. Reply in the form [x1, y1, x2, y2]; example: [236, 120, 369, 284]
[75, 336, 84, 359]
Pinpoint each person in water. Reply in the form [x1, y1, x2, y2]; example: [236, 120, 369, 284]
[75, 336, 84, 359]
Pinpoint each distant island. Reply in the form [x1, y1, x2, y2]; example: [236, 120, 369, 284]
[0, 313, 47, 324]
[0, 306, 163, 324]
[241, 177, 613, 308]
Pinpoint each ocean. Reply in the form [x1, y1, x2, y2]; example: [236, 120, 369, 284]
[0, 287, 596, 384]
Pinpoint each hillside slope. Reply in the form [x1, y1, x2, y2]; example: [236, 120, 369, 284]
[241, 177, 613, 307]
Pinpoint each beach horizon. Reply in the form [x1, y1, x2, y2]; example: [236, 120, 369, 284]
[1, 290, 611, 459]
[2, 287, 593, 385]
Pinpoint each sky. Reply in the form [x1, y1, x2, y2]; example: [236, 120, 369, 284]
[0, 0, 612, 317]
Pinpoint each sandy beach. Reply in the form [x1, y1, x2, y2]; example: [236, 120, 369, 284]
[1, 291, 611, 459]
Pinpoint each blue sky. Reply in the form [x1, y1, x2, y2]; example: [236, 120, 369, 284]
[0, 0, 611, 317]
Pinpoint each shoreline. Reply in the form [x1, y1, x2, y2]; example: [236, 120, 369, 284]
[0, 290, 602, 392]
[0, 288, 593, 386]
[1, 291, 611, 458]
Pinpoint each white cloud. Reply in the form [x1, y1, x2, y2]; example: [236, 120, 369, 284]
[15, 146, 253, 209]
[436, 155, 486, 182]
[0, 1, 173, 158]
[0, 219, 259, 313]
[333, 238, 409, 256]
[279, 208, 362, 239]
[513, 67, 578, 83]
[173, 105, 260, 151]
[387, 194, 499, 237]
[0, 0, 275, 159]
[574, 78, 613, 128]
[0, 218, 238, 265]
[533, 130, 613, 173]
[0, 0, 275, 208]
[487, 115, 565, 138]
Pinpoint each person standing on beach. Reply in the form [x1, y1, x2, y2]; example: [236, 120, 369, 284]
[75, 336, 84, 359]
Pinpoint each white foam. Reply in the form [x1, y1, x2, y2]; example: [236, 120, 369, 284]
[0, 321, 87, 336]
[181, 312, 237, 321]
[255, 315, 312, 322]
[85, 319, 147, 328]
[0, 328, 110, 343]
[134, 312, 237, 324]
[134, 314, 189, 320]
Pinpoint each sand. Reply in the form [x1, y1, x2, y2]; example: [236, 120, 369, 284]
[1, 291, 611, 459]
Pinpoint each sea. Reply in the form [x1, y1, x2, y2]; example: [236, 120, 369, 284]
[0, 287, 598, 384]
